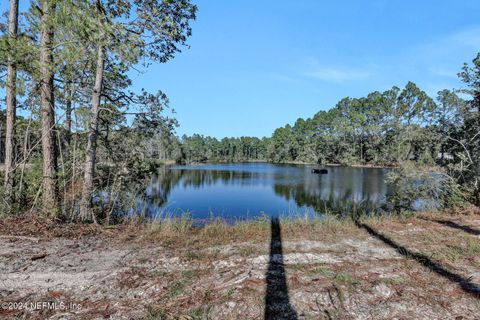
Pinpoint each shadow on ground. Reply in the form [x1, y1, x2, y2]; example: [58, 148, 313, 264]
[264, 218, 298, 320]
[423, 218, 480, 236]
[355, 220, 480, 298]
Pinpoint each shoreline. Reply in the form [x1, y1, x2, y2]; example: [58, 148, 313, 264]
[174, 159, 399, 169]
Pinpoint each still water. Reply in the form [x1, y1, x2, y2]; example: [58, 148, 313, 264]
[139, 163, 390, 222]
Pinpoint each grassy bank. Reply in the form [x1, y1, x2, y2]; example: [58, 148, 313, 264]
[143, 214, 363, 246]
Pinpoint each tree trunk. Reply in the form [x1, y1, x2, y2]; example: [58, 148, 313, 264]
[65, 80, 73, 147]
[3, 0, 19, 211]
[79, 44, 105, 223]
[39, 0, 59, 217]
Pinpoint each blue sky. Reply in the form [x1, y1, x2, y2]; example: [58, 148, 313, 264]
[131, 0, 480, 138]
[3, 0, 480, 138]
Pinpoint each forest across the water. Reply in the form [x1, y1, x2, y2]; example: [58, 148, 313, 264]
[179, 81, 468, 166]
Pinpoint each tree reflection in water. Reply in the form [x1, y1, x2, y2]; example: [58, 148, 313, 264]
[136, 164, 389, 220]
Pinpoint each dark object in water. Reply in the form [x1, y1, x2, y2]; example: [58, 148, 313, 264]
[312, 168, 328, 174]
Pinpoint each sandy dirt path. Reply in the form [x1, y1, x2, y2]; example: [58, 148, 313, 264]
[0, 214, 479, 319]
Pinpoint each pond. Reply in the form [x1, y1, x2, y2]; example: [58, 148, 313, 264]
[137, 163, 391, 223]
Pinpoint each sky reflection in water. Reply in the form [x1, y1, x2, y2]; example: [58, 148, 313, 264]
[139, 163, 390, 222]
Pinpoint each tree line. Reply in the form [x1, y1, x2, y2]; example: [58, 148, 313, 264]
[0, 0, 197, 220]
[269, 82, 450, 166]
[178, 61, 480, 206]
[178, 135, 269, 163]
[179, 82, 461, 165]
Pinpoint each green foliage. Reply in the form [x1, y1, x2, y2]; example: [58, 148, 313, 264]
[453, 53, 480, 205]
[0, 156, 43, 215]
[311, 265, 334, 277]
[180, 134, 268, 163]
[438, 178, 466, 208]
[386, 162, 466, 213]
[187, 306, 212, 320]
[386, 164, 434, 213]
[266, 82, 443, 165]
[335, 272, 358, 285]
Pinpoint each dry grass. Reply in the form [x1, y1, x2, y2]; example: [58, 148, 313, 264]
[117, 207, 480, 259]
[141, 214, 363, 249]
